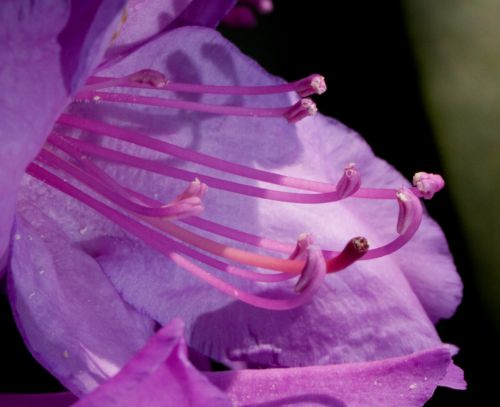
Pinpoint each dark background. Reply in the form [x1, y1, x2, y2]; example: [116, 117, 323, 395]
[0, 1, 497, 406]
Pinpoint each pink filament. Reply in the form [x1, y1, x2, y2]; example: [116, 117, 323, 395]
[85, 73, 325, 97]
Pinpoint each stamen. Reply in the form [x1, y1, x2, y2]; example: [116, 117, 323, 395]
[327, 237, 369, 273]
[295, 75, 327, 97]
[86, 70, 326, 97]
[412, 172, 445, 199]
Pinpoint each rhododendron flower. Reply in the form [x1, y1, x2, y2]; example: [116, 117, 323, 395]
[1, 0, 465, 405]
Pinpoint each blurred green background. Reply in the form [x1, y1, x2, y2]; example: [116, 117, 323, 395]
[221, 0, 499, 404]
[403, 0, 500, 329]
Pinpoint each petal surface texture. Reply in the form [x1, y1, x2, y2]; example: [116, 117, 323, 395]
[8, 213, 155, 396]
[207, 346, 466, 407]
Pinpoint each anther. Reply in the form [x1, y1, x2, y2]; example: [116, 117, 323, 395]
[327, 237, 369, 273]
[412, 172, 445, 199]
[127, 69, 168, 88]
[163, 179, 207, 219]
[296, 74, 327, 97]
[336, 163, 361, 199]
[285, 98, 318, 123]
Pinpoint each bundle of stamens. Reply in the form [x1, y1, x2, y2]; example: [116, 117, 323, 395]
[27, 69, 444, 311]
[77, 69, 323, 122]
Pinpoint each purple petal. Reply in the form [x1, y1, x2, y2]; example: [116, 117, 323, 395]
[102, 0, 237, 66]
[0, 0, 125, 269]
[58, 0, 128, 93]
[8, 212, 155, 396]
[207, 346, 465, 406]
[102, 0, 194, 64]
[74, 319, 231, 407]
[95, 238, 451, 368]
